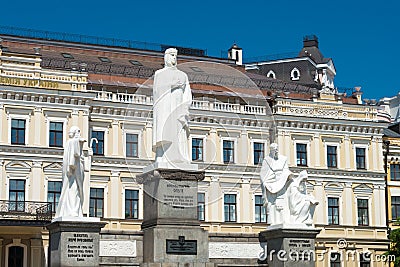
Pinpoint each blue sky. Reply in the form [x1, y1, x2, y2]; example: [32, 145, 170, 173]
[0, 0, 398, 100]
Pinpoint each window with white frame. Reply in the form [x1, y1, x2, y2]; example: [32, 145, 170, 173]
[49, 121, 63, 147]
[89, 188, 104, 217]
[9, 179, 25, 212]
[296, 143, 307, 166]
[198, 193, 205, 221]
[47, 181, 62, 213]
[327, 145, 338, 168]
[11, 119, 26, 145]
[392, 196, 400, 221]
[126, 133, 138, 158]
[255, 195, 267, 223]
[224, 194, 237, 222]
[356, 147, 366, 169]
[125, 189, 139, 219]
[91, 130, 105, 155]
[253, 142, 265, 165]
[357, 198, 369, 226]
[267, 70, 276, 79]
[327, 197, 339, 225]
[223, 140, 235, 164]
[192, 138, 204, 161]
[291, 68, 300, 80]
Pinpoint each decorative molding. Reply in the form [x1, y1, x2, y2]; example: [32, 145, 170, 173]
[353, 184, 373, 194]
[209, 242, 262, 259]
[99, 240, 136, 257]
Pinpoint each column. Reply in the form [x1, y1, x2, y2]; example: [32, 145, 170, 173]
[30, 238, 44, 267]
[0, 104, 5, 144]
[314, 133, 321, 167]
[342, 182, 353, 225]
[209, 176, 221, 222]
[111, 120, 119, 156]
[31, 161, 43, 201]
[344, 134, 351, 170]
[373, 184, 385, 227]
[34, 106, 43, 146]
[143, 123, 153, 159]
[109, 171, 121, 218]
[238, 130, 248, 165]
[313, 181, 325, 225]
[81, 110, 89, 149]
[71, 109, 79, 127]
[0, 160, 5, 200]
[240, 178, 251, 223]
[206, 128, 218, 163]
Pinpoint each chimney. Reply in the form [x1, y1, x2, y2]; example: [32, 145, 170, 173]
[228, 43, 242, 65]
[303, 35, 319, 48]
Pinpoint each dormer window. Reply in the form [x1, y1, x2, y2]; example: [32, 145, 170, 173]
[291, 68, 300, 80]
[267, 70, 276, 79]
[61, 53, 74, 59]
[98, 57, 111, 63]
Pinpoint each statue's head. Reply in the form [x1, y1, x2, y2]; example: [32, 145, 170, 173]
[269, 143, 279, 158]
[68, 126, 81, 138]
[164, 48, 178, 67]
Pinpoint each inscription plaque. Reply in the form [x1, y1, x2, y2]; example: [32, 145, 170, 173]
[166, 236, 197, 255]
[66, 233, 96, 263]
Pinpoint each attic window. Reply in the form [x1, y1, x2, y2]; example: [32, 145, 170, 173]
[61, 53, 74, 59]
[129, 60, 142, 66]
[291, 68, 300, 81]
[267, 70, 276, 79]
[99, 57, 111, 63]
[190, 66, 203, 72]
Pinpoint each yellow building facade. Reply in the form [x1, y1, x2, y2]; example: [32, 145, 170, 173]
[0, 31, 392, 266]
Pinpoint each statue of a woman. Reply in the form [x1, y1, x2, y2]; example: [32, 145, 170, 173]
[55, 126, 86, 218]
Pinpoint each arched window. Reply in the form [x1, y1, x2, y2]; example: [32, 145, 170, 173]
[266, 70, 276, 79]
[291, 68, 300, 80]
[5, 240, 27, 267]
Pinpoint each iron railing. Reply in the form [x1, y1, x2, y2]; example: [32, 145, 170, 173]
[0, 25, 206, 56]
[0, 200, 52, 222]
[243, 52, 299, 64]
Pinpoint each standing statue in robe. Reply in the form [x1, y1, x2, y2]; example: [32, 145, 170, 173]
[152, 48, 192, 164]
[55, 126, 86, 218]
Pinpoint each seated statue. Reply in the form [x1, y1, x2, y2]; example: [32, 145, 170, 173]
[260, 143, 319, 228]
[288, 170, 319, 226]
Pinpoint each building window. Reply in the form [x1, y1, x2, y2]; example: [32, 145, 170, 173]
[357, 199, 369, 226]
[291, 68, 300, 80]
[11, 119, 26, 145]
[125, 189, 139, 219]
[356, 147, 366, 169]
[8, 246, 24, 267]
[253, 142, 265, 165]
[126, 133, 138, 157]
[192, 138, 203, 161]
[223, 140, 234, 163]
[327, 197, 339, 225]
[360, 252, 371, 267]
[296, 143, 307, 166]
[49, 122, 63, 147]
[47, 181, 62, 213]
[267, 70, 276, 79]
[392, 196, 400, 221]
[198, 193, 205, 221]
[327, 145, 337, 168]
[255, 195, 267, 223]
[9, 179, 25, 212]
[91, 131, 105, 155]
[330, 252, 341, 267]
[224, 194, 236, 222]
[89, 188, 104, 217]
[390, 164, 400, 181]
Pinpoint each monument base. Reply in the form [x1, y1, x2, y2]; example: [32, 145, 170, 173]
[139, 167, 212, 266]
[47, 220, 106, 267]
[259, 227, 320, 267]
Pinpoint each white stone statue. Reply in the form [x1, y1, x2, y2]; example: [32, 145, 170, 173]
[260, 143, 318, 228]
[288, 171, 319, 226]
[55, 126, 86, 218]
[152, 48, 192, 165]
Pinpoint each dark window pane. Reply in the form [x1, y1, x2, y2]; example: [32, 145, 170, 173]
[254, 142, 264, 165]
[327, 145, 337, 168]
[125, 189, 139, 219]
[356, 148, 366, 169]
[9, 179, 25, 212]
[357, 199, 369, 226]
[90, 188, 104, 217]
[47, 181, 62, 212]
[11, 119, 26, 145]
[224, 194, 236, 222]
[92, 131, 105, 155]
[197, 193, 205, 221]
[49, 122, 63, 147]
[391, 164, 400, 181]
[126, 134, 138, 157]
[255, 195, 267, 223]
[296, 143, 307, 166]
[223, 140, 234, 163]
[192, 138, 204, 161]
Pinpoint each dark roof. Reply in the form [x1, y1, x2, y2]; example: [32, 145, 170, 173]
[384, 128, 400, 138]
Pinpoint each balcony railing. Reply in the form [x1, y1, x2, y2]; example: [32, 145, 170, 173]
[0, 200, 52, 222]
[93, 91, 267, 115]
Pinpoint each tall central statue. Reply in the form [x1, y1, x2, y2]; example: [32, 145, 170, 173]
[152, 48, 192, 165]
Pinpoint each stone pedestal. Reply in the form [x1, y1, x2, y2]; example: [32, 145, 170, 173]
[47, 219, 106, 267]
[259, 227, 320, 267]
[138, 167, 210, 266]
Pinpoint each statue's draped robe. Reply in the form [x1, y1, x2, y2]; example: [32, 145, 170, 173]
[260, 155, 292, 225]
[152, 66, 192, 163]
[56, 137, 84, 217]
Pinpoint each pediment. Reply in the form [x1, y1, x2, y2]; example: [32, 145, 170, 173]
[324, 182, 344, 193]
[353, 184, 373, 194]
[5, 161, 31, 173]
[43, 162, 63, 173]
